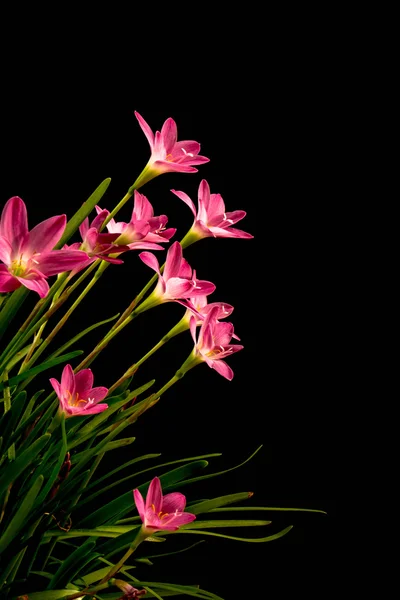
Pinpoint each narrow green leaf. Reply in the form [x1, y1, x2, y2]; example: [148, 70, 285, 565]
[68, 380, 155, 450]
[180, 519, 272, 529]
[15, 589, 83, 599]
[0, 391, 27, 453]
[0, 474, 44, 554]
[47, 539, 97, 589]
[48, 312, 120, 360]
[56, 177, 112, 249]
[0, 350, 83, 392]
[0, 433, 50, 496]
[20, 389, 44, 426]
[79, 454, 221, 510]
[189, 492, 253, 515]
[173, 525, 294, 543]
[36, 413, 67, 505]
[174, 445, 263, 489]
[140, 540, 205, 560]
[72, 437, 135, 462]
[210, 506, 328, 514]
[75, 564, 135, 586]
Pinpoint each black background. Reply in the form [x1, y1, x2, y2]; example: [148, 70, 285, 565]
[1, 94, 339, 597]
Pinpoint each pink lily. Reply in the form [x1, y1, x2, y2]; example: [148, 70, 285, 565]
[133, 111, 209, 187]
[171, 179, 253, 247]
[133, 476, 196, 535]
[67, 206, 164, 273]
[0, 196, 88, 297]
[49, 363, 108, 418]
[188, 305, 243, 380]
[97, 190, 176, 245]
[137, 241, 215, 313]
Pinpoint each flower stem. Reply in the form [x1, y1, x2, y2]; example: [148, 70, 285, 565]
[19, 261, 110, 374]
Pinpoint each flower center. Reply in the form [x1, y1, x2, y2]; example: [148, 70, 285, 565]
[65, 390, 91, 407]
[9, 255, 28, 277]
[151, 503, 169, 519]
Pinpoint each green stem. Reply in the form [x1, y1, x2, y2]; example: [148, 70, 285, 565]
[107, 318, 189, 396]
[19, 261, 110, 374]
[0, 286, 29, 341]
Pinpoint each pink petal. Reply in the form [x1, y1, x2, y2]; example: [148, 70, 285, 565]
[134, 111, 155, 149]
[162, 492, 187, 513]
[170, 189, 197, 217]
[163, 512, 196, 529]
[49, 377, 61, 399]
[153, 161, 198, 174]
[0, 196, 28, 249]
[161, 117, 178, 154]
[0, 267, 21, 293]
[173, 141, 201, 156]
[36, 250, 89, 276]
[85, 386, 109, 403]
[189, 315, 198, 344]
[0, 235, 12, 265]
[79, 217, 90, 239]
[210, 359, 235, 381]
[139, 251, 160, 274]
[25, 215, 66, 255]
[178, 258, 192, 279]
[204, 302, 234, 319]
[213, 322, 235, 346]
[164, 242, 183, 280]
[204, 193, 226, 220]
[74, 368, 94, 397]
[190, 280, 216, 296]
[61, 364, 75, 397]
[127, 242, 164, 251]
[209, 226, 254, 239]
[198, 179, 211, 213]
[16, 275, 49, 298]
[133, 489, 146, 522]
[164, 277, 193, 298]
[79, 403, 108, 415]
[133, 191, 154, 221]
[146, 477, 162, 512]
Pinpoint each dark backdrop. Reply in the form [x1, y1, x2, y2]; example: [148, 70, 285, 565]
[1, 101, 338, 597]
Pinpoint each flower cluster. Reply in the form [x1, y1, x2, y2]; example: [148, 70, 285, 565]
[0, 111, 319, 600]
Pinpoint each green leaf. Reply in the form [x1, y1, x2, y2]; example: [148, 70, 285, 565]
[72, 437, 135, 461]
[180, 519, 271, 529]
[0, 351, 83, 392]
[0, 391, 27, 453]
[80, 454, 221, 510]
[75, 564, 135, 586]
[174, 445, 263, 489]
[209, 505, 328, 514]
[68, 380, 155, 450]
[0, 474, 44, 554]
[0, 433, 50, 497]
[46, 538, 98, 589]
[0, 286, 29, 340]
[36, 413, 67, 505]
[77, 460, 209, 529]
[56, 178, 112, 249]
[48, 312, 120, 360]
[15, 590, 83, 599]
[173, 525, 294, 543]
[8, 392, 52, 446]
[189, 492, 253, 515]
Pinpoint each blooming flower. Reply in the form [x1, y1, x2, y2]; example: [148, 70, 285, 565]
[133, 111, 209, 187]
[66, 206, 164, 273]
[0, 196, 88, 297]
[137, 241, 215, 312]
[188, 305, 244, 380]
[49, 364, 108, 417]
[98, 190, 176, 246]
[133, 476, 196, 534]
[171, 179, 253, 247]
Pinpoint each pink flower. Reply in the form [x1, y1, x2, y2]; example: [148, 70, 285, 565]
[49, 364, 108, 418]
[133, 476, 196, 534]
[98, 190, 176, 246]
[0, 196, 88, 297]
[137, 242, 215, 312]
[189, 305, 244, 380]
[113, 580, 146, 599]
[66, 206, 164, 273]
[183, 294, 234, 326]
[171, 179, 253, 246]
[133, 111, 209, 186]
